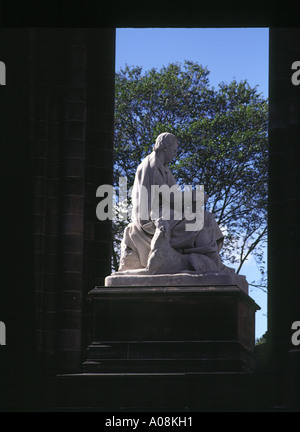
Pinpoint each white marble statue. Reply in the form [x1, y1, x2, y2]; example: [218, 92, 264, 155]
[116, 132, 235, 276]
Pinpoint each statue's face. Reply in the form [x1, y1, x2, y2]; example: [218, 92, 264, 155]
[165, 139, 178, 163]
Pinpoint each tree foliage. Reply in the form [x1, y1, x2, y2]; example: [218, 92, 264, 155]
[113, 61, 268, 290]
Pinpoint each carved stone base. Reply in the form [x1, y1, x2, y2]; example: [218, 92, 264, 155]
[84, 282, 260, 374]
[105, 272, 249, 294]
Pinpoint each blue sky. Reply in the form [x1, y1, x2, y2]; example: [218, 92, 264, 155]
[116, 28, 269, 98]
[115, 28, 269, 338]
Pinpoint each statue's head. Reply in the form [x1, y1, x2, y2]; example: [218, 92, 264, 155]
[153, 132, 178, 163]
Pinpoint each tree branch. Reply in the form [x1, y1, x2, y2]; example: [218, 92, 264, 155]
[236, 225, 268, 274]
[112, 241, 119, 272]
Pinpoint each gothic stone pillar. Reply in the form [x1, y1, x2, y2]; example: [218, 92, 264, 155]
[268, 27, 300, 409]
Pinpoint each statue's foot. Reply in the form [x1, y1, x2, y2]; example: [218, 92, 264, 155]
[189, 253, 219, 274]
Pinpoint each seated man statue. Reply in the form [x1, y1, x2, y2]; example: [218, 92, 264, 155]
[117, 132, 235, 276]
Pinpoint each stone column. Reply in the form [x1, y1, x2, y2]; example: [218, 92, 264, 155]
[1, 28, 115, 381]
[268, 28, 300, 352]
[0, 28, 35, 411]
[29, 28, 115, 374]
[0, 27, 115, 412]
[268, 28, 300, 408]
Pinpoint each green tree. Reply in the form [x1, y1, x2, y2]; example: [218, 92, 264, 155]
[113, 61, 268, 290]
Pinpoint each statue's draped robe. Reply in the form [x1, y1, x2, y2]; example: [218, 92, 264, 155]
[121, 151, 227, 271]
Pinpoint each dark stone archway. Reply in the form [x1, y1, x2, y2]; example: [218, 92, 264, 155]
[1, 18, 300, 411]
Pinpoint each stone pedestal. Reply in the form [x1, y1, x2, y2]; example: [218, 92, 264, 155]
[84, 274, 260, 374]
